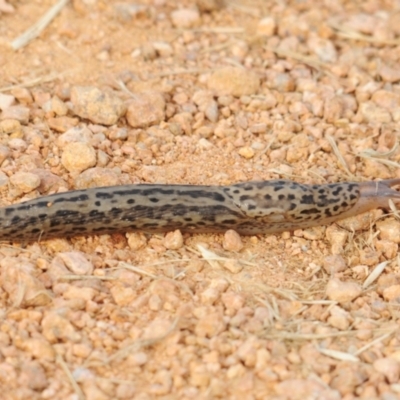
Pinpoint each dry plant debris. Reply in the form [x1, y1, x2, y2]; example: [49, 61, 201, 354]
[0, 1, 400, 399]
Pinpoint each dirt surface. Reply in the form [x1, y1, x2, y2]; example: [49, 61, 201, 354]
[1, 0, 400, 399]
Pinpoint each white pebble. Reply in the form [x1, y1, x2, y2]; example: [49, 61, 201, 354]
[326, 278, 362, 303]
[58, 251, 94, 275]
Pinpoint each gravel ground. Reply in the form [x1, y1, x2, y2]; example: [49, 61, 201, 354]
[1, 1, 400, 399]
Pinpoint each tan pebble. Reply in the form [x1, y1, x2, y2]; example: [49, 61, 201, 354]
[286, 146, 308, 163]
[323, 96, 344, 122]
[57, 126, 93, 147]
[110, 283, 136, 306]
[10, 171, 40, 193]
[222, 229, 244, 252]
[74, 167, 121, 189]
[326, 278, 362, 303]
[0, 105, 30, 124]
[208, 66, 260, 97]
[126, 91, 165, 128]
[373, 357, 400, 383]
[351, 265, 368, 280]
[47, 95, 68, 116]
[200, 287, 220, 305]
[143, 318, 173, 339]
[58, 251, 94, 275]
[325, 225, 348, 254]
[363, 159, 391, 179]
[330, 367, 366, 395]
[72, 343, 93, 358]
[8, 138, 27, 152]
[302, 226, 325, 240]
[71, 86, 126, 125]
[257, 16, 276, 36]
[226, 363, 246, 379]
[196, 0, 222, 12]
[170, 8, 200, 28]
[222, 259, 243, 273]
[20, 338, 55, 361]
[221, 292, 245, 310]
[195, 310, 226, 337]
[152, 41, 173, 57]
[163, 229, 184, 250]
[63, 286, 97, 301]
[376, 219, 400, 244]
[20, 362, 48, 391]
[267, 71, 295, 92]
[0, 118, 22, 135]
[126, 232, 148, 250]
[172, 112, 193, 135]
[371, 90, 400, 113]
[47, 116, 79, 132]
[148, 294, 163, 311]
[308, 36, 337, 62]
[42, 311, 81, 342]
[81, 381, 110, 400]
[204, 100, 219, 122]
[379, 65, 400, 83]
[61, 142, 97, 173]
[322, 255, 347, 273]
[0, 144, 10, 165]
[376, 240, 398, 259]
[0, 258, 51, 307]
[116, 383, 136, 399]
[11, 87, 33, 103]
[359, 248, 380, 266]
[0, 93, 15, 109]
[382, 285, 400, 302]
[238, 146, 255, 159]
[377, 274, 400, 295]
[327, 306, 350, 330]
[358, 102, 392, 123]
[189, 364, 211, 387]
[127, 351, 148, 366]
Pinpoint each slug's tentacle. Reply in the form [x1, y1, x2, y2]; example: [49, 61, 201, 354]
[0, 179, 398, 241]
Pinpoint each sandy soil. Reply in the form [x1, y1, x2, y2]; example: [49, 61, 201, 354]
[1, 1, 400, 399]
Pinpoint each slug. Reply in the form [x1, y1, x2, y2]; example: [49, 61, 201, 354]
[0, 179, 399, 242]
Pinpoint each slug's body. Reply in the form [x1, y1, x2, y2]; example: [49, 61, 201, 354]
[0, 179, 399, 241]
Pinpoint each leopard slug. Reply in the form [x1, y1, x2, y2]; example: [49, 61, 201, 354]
[0, 178, 399, 242]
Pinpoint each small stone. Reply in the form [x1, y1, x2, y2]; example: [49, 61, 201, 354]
[376, 240, 398, 259]
[257, 17, 276, 36]
[47, 116, 79, 132]
[325, 225, 348, 254]
[358, 102, 392, 123]
[0, 93, 15, 110]
[200, 287, 220, 305]
[373, 357, 400, 383]
[10, 171, 41, 193]
[326, 278, 362, 303]
[20, 338, 55, 361]
[171, 8, 200, 28]
[196, 0, 222, 12]
[208, 66, 260, 97]
[308, 36, 337, 63]
[71, 86, 126, 125]
[126, 232, 148, 250]
[322, 254, 347, 273]
[57, 126, 93, 147]
[61, 142, 97, 173]
[238, 146, 255, 159]
[223, 229, 244, 252]
[379, 65, 400, 83]
[222, 259, 243, 274]
[74, 167, 121, 189]
[195, 310, 226, 337]
[0, 105, 30, 124]
[382, 285, 400, 302]
[42, 311, 81, 342]
[63, 286, 97, 301]
[126, 91, 165, 128]
[20, 362, 48, 391]
[0, 119, 21, 136]
[163, 230, 184, 250]
[337, 210, 381, 232]
[58, 251, 94, 275]
[376, 219, 400, 243]
[110, 284, 136, 306]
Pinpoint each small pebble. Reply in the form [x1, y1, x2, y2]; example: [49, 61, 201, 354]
[126, 91, 165, 128]
[58, 251, 94, 275]
[61, 142, 97, 173]
[171, 8, 200, 28]
[10, 171, 41, 193]
[376, 219, 400, 244]
[257, 17, 276, 36]
[163, 229, 184, 250]
[373, 357, 400, 383]
[222, 229, 244, 252]
[126, 232, 148, 250]
[208, 66, 260, 97]
[326, 278, 362, 302]
[71, 86, 126, 125]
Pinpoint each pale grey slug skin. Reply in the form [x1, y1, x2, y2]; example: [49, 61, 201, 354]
[0, 179, 399, 242]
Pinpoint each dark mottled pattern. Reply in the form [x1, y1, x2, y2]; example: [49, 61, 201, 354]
[0, 179, 398, 241]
